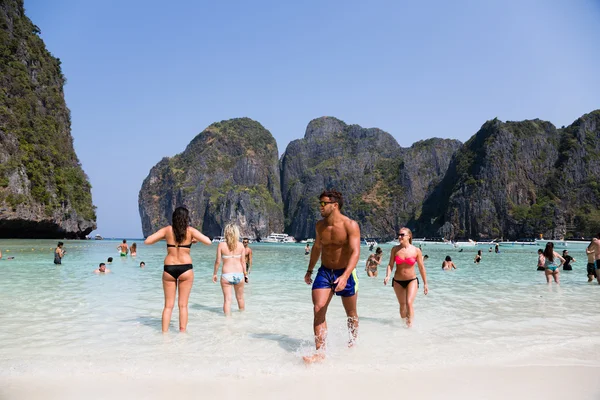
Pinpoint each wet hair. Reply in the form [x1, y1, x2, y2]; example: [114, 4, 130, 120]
[445, 256, 451, 262]
[99, 262, 105, 267]
[477, 250, 482, 255]
[131, 243, 137, 252]
[140, 261, 145, 267]
[375, 247, 382, 254]
[172, 207, 190, 244]
[123, 239, 127, 243]
[424, 255, 429, 259]
[224, 223, 240, 252]
[399, 227, 413, 244]
[57, 242, 64, 247]
[537, 249, 543, 254]
[543, 242, 555, 262]
[319, 190, 344, 210]
[562, 249, 568, 254]
[107, 257, 113, 262]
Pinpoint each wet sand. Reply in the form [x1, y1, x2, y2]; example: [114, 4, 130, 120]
[2, 366, 599, 400]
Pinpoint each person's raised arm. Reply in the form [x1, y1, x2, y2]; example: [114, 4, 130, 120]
[190, 227, 211, 245]
[305, 223, 323, 285]
[144, 227, 167, 245]
[417, 249, 428, 295]
[384, 246, 397, 285]
[213, 243, 222, 283]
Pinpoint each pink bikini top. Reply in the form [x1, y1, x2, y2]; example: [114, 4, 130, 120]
[395, 256, 416, 266]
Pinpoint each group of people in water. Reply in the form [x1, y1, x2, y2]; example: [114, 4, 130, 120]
[46, 188, 600, 364]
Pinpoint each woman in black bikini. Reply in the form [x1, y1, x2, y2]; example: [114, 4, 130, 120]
[144, 206, 211, 332]
[383, 227, 428, 327]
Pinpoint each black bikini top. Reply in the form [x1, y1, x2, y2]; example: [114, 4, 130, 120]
[166, 243, 193, 248]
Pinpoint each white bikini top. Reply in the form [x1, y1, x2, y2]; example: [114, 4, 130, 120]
[222, 254, 242, 259]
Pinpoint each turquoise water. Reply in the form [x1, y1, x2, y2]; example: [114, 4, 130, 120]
[1, 239, 599, 379]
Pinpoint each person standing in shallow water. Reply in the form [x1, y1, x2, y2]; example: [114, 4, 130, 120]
[543, 242, 565, 284]
[144, 206, 211, 333]
[213, 224, 247, 315]
[303, 190, 361, 364]
[384, 227, 428, 327]
[586, 246, 596, 282]
[54, 242, 65, 264]
[561, 250, 575, 271]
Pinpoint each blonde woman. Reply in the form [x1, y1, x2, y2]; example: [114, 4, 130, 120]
[383, 227, 428, 327]
[213, 223, 247, 315]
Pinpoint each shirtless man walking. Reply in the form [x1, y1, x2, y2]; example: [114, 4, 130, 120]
[588, 233, 600, 284]
[303, 190, 360, 363]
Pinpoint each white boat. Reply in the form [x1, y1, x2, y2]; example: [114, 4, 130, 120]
[454, 239, 477, 247]
[212, 236, 225, 243]
[413, 238, 455, 249]
[94, 234, 103, 240]
[262, 233, 296, 243]
[498, 239, 537, 247]
[536, 239, 590, 250]
[361, 239, 378, 247]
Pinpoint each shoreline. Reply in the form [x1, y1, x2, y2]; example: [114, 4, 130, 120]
[2, 365, 599, 400]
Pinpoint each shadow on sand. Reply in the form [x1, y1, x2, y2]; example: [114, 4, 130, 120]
[190, 303, 223, 315]
[359, 316, 395, 326]
[249, 333, 306, 353]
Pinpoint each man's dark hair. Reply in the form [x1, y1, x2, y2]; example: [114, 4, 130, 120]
[140, 261, 145, 266]
[596, 232, 600, 239]
[319, 190, 344, 210]
[99, 262, 105, 267]
[107, 257, 113, 262]
[123, 239, 127, 243]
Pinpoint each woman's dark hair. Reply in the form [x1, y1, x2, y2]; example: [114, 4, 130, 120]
[376, 247, 382, 254]
[57, 242, 63, 247]
[543, 242, 554, 262]
[172, 207, 189, 244]
[445, 256, 451, 261]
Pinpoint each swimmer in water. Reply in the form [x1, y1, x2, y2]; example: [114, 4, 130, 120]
[94, 262, 111, 274]
[442, 256, 456, 270]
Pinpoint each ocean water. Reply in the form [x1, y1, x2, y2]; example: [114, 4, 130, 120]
[1, 239, 599, 380]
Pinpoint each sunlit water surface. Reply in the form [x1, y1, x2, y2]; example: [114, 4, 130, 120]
[1, 239, 599, 379]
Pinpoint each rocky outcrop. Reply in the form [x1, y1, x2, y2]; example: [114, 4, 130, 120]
[280, 117, 461, 239]
[416, 111, 600, 240]
[139, 118, 284, 239]
[0, 0, 96, 238]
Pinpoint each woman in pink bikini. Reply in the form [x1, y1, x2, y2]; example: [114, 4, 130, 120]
[384, 227, 428, 327]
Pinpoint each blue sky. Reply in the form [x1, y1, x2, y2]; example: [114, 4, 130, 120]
[25, 0, 600, 238]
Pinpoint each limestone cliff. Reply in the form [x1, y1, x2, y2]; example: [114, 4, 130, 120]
[0, 0, 96, 238]
[416, 111, 600, 240]
[280, 117, 461, 239]
[139, 118, 283, 238]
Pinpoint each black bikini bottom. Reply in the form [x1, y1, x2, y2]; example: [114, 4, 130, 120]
[393, 277, 419, 289]
[164, 264, 193, 280]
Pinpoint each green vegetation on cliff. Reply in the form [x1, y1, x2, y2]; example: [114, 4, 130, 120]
[0, 0, 95, 220]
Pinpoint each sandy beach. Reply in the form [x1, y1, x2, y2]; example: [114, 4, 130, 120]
[2, 366, 599, 400]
